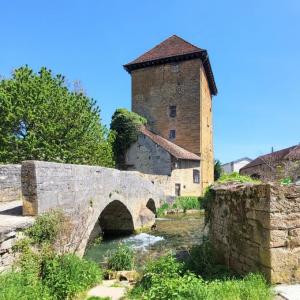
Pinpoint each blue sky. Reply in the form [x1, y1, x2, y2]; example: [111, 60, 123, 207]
[1, 0, 299, 163]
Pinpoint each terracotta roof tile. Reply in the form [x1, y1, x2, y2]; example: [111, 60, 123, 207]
[140, 127, 200, 161]
[124, 35, 218, 96]
[126, 35, 203, 65]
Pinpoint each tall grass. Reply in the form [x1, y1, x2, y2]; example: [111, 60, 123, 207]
[106, 243, 135, 271]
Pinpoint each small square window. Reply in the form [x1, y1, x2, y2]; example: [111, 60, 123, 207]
[169, 105, 177, 118]
[169, 130, 176, 140]
[193, 169, 200, 184]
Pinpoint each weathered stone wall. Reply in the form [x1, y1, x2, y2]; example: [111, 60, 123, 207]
[126, 133, 201, 196]
[209, 183, 300, 283]
[0, 164, 21, 203]
[21, 161, 164, 254]
[131, 59, 202, 156]
[126, 134, 172, 175]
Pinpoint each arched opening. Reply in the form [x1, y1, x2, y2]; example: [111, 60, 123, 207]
[146, 198, 156, 215]
[99, 200, 134, 237]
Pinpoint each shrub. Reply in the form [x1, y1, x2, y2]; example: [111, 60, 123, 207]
[110, 108, 147, 167]
[183, 241, 233, 279]
[106, 243, 135, 271]
[140, 254, 183, 290]
[42, 254, 102, 300]
[174, 196, 201, 211]
[0, 271, 52, 300]
[156, 202, 170, 217]
[26, 210, 64, 245]
[217, 172, 261, 184]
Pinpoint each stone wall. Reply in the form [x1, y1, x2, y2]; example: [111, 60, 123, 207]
[21, 160, 164, 254]
[209, 182, 300, 284]
[0, 164, 21, 203]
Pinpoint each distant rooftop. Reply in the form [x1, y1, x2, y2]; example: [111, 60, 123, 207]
[140, 127, 200, 161]
[124, 35, 217, 95]
[240, 145, 300, 171]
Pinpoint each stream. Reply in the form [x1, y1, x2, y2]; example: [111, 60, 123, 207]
[84, 211, 206, 267]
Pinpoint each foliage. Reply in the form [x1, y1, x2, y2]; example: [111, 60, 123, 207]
[157, 197, 201, 216]
[26, 210, 65, 246]
[110, 108, 147, 167]
[0, 66, 114, 167]
[156, 203, 170, 217]
[280, 177, 293, 185]
[214, 159, 222, 181]
[42, 254, 102, 300]
[217, 172, 261, 184]
[183, 241, 233, 280]
[0, 271, 52, 300]
[173, 196, 201, 211]
[1, 210, 102, 300]
[129, 254, 273, 300]
[106, 243, 135, 271]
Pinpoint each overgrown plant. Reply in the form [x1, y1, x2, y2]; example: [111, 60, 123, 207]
[1, 211, 103, 300]
[106, 243, 135, 271]
[110, 108, 147, 167]
[217, 172, 261, 184]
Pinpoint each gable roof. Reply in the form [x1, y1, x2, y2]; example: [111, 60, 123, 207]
[139, 127, 200, 161]
[240, 145, 300, 171]
[124, 35, 218, 96]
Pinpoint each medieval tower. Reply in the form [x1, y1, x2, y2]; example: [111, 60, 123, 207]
[124, 35, 217, 191]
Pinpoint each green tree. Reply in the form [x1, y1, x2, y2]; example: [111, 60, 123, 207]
[110, 108, 146, 168]
[214, 159, 222, 181]
[0, 66, 114, 167]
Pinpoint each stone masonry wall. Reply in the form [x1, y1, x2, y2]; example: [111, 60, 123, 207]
[209, 183, 300, 284]
[0, 164, 21, 203]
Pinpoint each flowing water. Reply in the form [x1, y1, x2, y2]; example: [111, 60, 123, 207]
[84, 211, 205, 267]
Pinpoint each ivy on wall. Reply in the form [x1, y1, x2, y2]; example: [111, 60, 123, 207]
[110, 108, 147, 168]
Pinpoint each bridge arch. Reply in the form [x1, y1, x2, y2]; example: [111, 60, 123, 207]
[99, 200, 134, 237]
[146, 198, 156, 215]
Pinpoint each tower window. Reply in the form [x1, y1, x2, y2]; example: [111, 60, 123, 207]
[169, 105, 177, 118]
[193, 169, 200, 184]
[169, 130, 176, 140]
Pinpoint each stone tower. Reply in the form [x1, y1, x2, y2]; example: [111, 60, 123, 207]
[124, 35, 217, 190]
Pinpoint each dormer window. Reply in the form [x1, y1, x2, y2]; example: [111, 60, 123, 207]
[169, 105, 177, 118]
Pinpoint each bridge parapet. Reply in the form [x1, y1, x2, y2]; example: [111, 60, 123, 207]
[21, 161, 164, 254]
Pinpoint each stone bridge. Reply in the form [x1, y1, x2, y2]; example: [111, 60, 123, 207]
[1, 161, 164, 258]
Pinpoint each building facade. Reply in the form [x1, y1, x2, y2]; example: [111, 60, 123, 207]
[124, 35, 217, 195]
[222, 157, 252, 174]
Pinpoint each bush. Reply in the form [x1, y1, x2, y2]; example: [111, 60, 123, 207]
[110, 108, 147, 167]
[156, 203, 170, 217]
[217, 172, 261, 184]
[26, 210, 64, 245]
[173, 196, 201, 211]
[106, 243, 135, 271]
[42, 254, 102, 300]
[139, 254, 183, 290]
[183, 242, 233, 280]
[0, 271, 52, 300]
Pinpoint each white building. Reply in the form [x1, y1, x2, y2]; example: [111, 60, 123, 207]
[222, 157, 252, 174]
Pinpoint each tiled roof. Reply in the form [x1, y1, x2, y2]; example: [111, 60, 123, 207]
[139, 127, 200, 161]
[240, 145, 300, 170]
[126, 35, 203, 65]
[124, 35, 218, 96]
